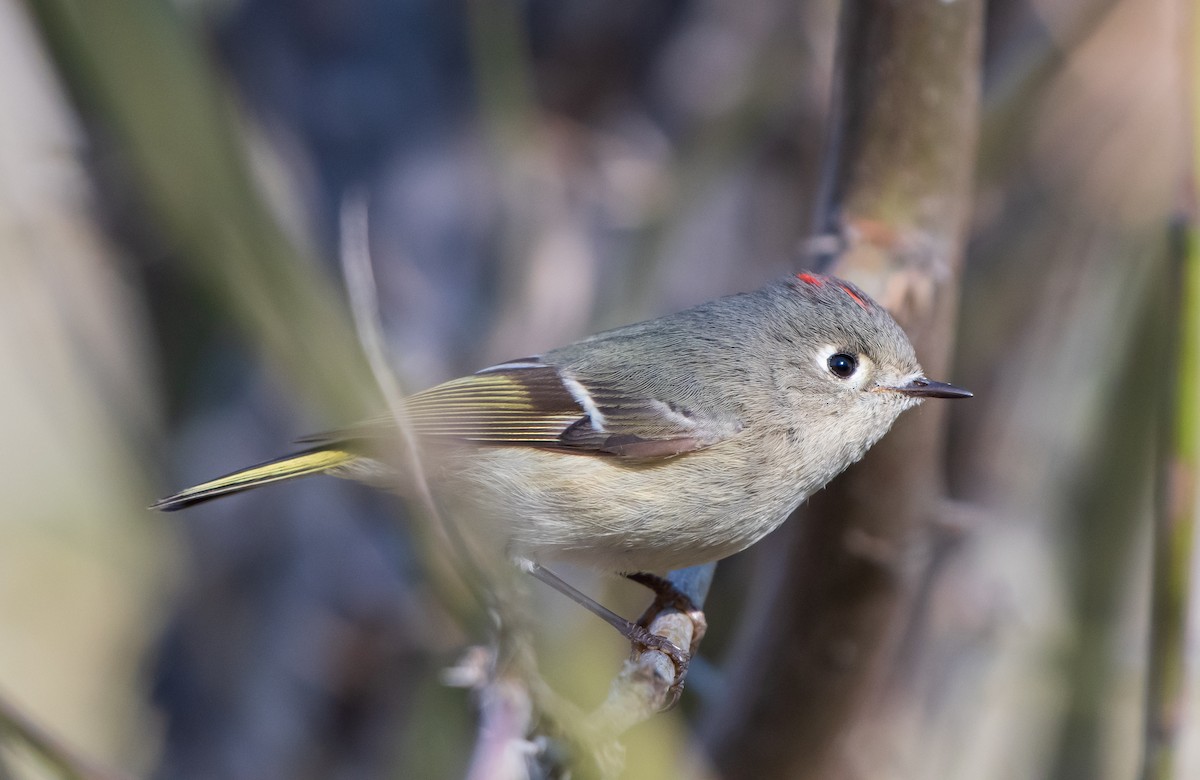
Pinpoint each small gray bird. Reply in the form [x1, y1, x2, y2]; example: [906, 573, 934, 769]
[155, 273, 969, 671]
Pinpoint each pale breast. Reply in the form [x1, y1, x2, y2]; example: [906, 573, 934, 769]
[434, 432, 812, 573]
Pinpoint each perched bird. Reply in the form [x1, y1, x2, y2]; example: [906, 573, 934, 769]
[155, 272, 970, 679]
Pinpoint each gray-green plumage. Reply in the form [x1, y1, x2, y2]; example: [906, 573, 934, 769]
[155, 274, 970, 573]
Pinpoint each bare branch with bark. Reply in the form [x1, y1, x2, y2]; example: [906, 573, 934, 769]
[705, 1, 983, 776]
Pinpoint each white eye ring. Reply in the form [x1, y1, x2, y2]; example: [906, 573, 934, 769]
[815, 344, 870, 387]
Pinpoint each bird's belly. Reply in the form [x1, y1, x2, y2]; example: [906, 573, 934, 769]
[436, 442, 806, 573]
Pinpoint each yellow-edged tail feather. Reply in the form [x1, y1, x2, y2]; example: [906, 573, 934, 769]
[152, 447, 358, 511]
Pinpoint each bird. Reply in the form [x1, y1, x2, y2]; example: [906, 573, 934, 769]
[154, 272, 970, 682]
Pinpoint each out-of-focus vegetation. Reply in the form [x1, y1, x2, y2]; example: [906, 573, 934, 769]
[0, 0, 1195, 778]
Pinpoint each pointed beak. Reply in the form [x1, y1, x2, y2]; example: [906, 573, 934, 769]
[891, 377, 973, 399]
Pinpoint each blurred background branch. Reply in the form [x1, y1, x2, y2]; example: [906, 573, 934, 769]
[25, 0, 376, 419]
[1141, 21, 1200, 770]
[1141, 214, 1195, 780]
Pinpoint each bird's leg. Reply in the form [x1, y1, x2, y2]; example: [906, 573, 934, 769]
[625, 572, 708, 656]
[517, 559, 691, 689]
[519, 559, 633, 634]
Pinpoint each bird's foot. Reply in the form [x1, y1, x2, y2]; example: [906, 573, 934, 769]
[625, 572, 709, 655]
[622, 622, 691, 708]
[622, 572, 709, 707]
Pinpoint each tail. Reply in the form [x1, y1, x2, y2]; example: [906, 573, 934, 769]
[152, 446, 359, 511]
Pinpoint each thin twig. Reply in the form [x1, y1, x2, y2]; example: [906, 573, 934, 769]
[338, 192, 501, 609]
[338, 192, 443, 533]
[339, 193, 547, 779]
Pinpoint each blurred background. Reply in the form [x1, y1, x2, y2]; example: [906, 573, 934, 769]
[0, 0, 1194, 778]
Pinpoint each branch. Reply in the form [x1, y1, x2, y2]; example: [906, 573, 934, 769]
[339, 194, 448, 546]
[587, 565, 714, 737]
[704, 1, 983, 776]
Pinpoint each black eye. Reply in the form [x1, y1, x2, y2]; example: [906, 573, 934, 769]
[827, 353, 858, 378]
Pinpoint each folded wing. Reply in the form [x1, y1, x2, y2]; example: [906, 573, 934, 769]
[315, 359, 741, 460]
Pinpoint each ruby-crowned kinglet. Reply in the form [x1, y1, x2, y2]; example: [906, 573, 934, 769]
[155, 272, 970, 577]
